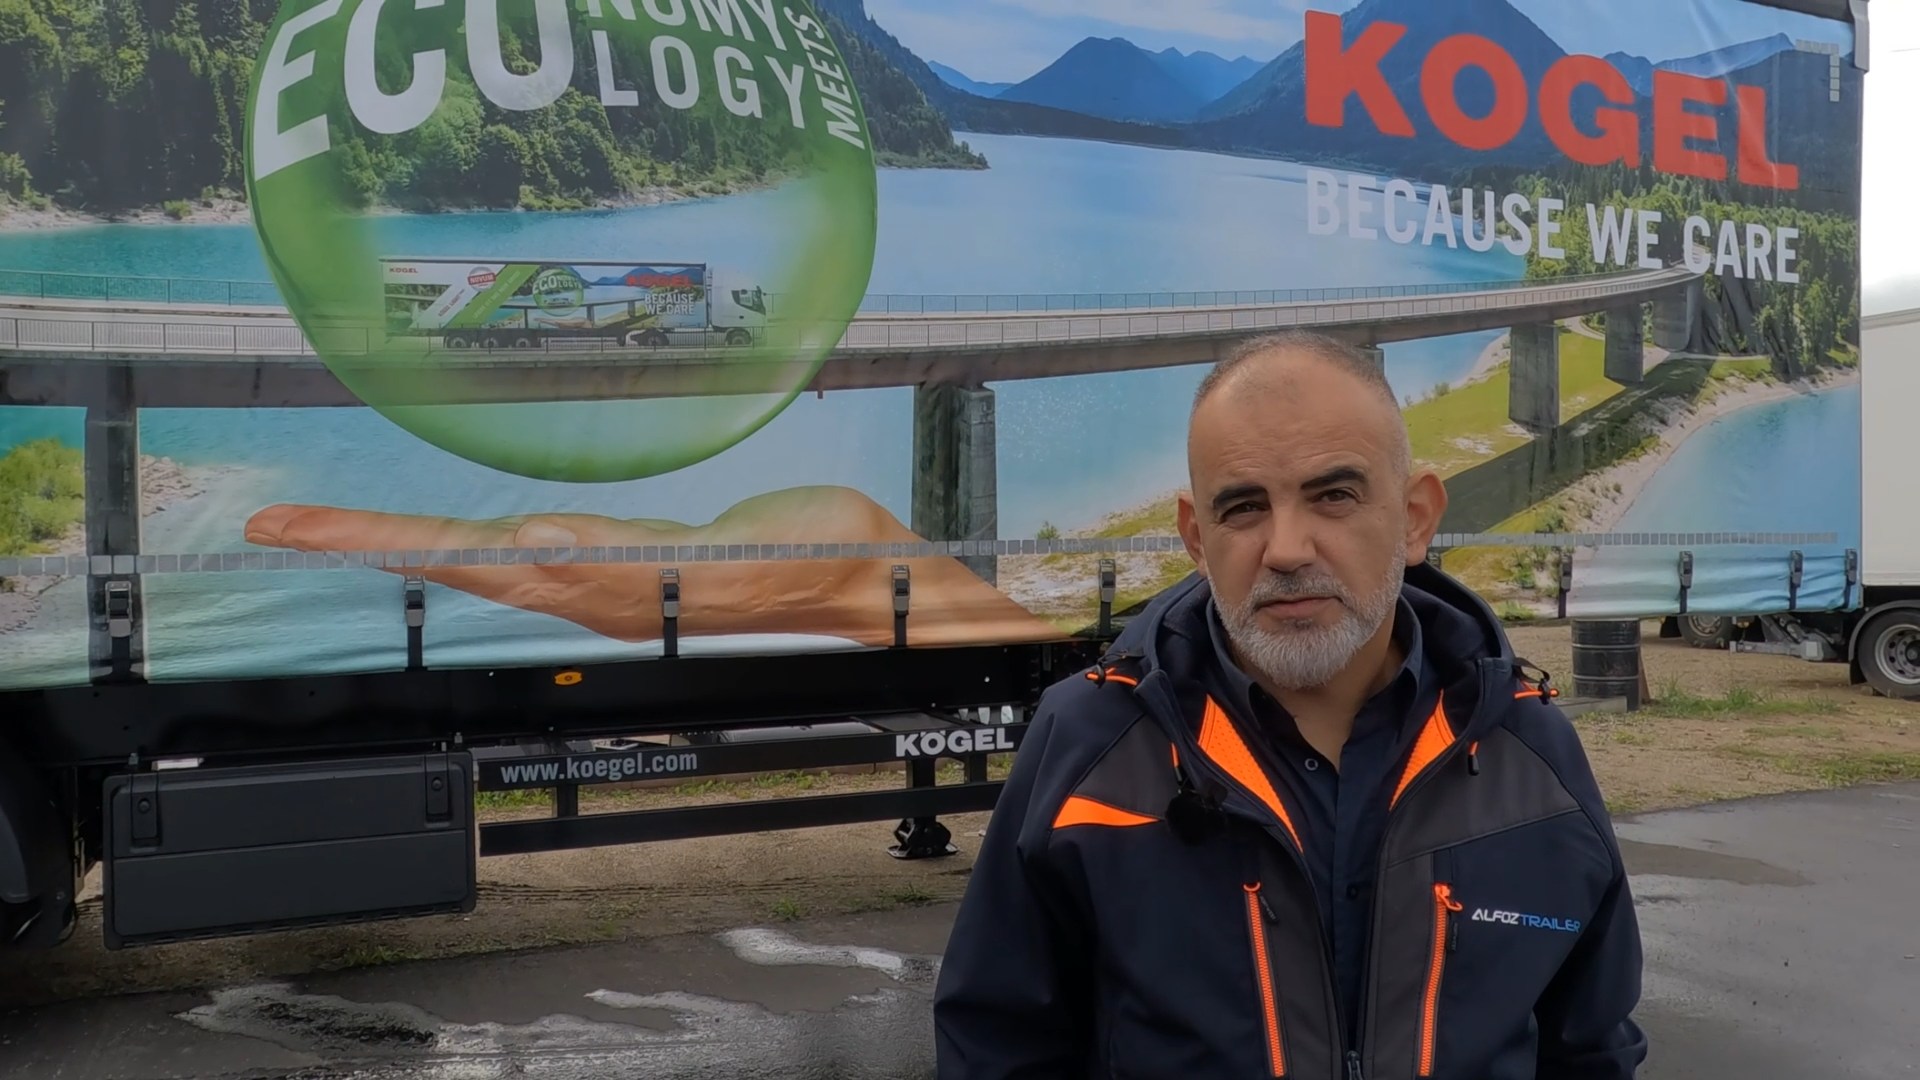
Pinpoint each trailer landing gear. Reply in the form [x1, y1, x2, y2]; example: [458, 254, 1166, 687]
[887, 753, 962, 859]
[0, 742, 77, 952]
[889, 816, 958, 860]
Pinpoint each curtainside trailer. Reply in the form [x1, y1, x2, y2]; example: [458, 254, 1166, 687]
[1656, 5, 1920, 701]
[381, 257, 770, 350]
[0, 0, 1878, 953]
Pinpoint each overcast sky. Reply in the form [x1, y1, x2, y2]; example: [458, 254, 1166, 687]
[863, 0, 1857, 85]
[1863, 0, 1918, 308]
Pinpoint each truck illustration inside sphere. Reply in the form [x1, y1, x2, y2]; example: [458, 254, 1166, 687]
[381, 257, 769, 350]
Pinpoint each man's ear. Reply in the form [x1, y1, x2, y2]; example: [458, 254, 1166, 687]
[1402, 468, 1448, 564]
[1176, 490, 1208, 575]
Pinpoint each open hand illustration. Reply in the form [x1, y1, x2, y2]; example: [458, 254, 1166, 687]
[243, 485, 1063, 649]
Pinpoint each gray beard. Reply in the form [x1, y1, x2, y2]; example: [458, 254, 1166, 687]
[1217, 540, 1407, 691]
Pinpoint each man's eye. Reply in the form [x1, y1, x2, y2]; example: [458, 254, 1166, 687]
[1318, 489, 1357, 504]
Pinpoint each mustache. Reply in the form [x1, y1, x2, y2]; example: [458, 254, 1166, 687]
[1242, 571, 1353, 608]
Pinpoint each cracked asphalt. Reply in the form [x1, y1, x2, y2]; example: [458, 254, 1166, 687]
[2, 782, 1916, 1079]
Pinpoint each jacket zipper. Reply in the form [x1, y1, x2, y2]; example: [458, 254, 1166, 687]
[1146, 669, 1340, 1077]
[1243, 882, 1287, 1076]
[1419, 882, 1464, 1076]
[1356, 660, 1499, 1080]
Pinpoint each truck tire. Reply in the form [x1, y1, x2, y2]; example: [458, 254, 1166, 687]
[1679, 615, 1734, 649]
[1857, 609, 1920, 701]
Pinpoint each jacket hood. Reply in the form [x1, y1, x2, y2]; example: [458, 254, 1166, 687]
[1102, 561, 1528, 740]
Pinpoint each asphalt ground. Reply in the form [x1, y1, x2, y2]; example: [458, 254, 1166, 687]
[2, 781, 1916, 1079]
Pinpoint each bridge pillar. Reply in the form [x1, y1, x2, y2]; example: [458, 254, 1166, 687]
[912, 381, 998, 585]
[1507, 323, 1560, 433]
[1652, 281, 1699, 351]
[1604, 304, 1646, 384]
[81, 365, 143, 683]
[1358, 345, 1385, 373]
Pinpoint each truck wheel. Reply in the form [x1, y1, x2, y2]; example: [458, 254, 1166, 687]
[1679, 615, 1734, 649]
[726, 329, 752, 346]
[1858, 609, 1920, 701]
[639, 330, 668, 348]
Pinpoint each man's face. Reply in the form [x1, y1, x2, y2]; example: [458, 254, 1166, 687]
[1176, 350, 1443, 690]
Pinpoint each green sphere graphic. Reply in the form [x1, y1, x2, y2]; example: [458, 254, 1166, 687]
[243, 0, 878, 482]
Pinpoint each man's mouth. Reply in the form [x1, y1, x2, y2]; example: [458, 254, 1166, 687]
[1257, 595, 1334, 618]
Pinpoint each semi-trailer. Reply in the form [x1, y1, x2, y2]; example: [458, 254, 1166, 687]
[380, 257, 770, 350]
[0, 0, 1880, 956]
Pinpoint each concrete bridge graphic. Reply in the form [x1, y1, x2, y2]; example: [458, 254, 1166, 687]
[0, 265, 1701, 676]
[0, 264, 1698, 415]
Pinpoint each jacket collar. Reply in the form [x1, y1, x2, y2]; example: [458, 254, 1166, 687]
[1102, 561, 1522, 750]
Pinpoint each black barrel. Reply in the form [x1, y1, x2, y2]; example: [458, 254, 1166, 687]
[1570, 619, 1644, 709]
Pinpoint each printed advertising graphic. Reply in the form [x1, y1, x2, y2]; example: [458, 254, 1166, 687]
[0, 0, 1864, 689]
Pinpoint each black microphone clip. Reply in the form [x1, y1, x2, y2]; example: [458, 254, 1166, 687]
[1166, 787, 1225, 845]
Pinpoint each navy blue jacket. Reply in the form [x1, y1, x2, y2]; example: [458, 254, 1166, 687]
[933, 564, 1647, 1079]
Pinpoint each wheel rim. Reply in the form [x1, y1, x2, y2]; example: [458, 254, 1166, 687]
[1874, 623, 1920, 686]
[1687, 616, 1725, 638]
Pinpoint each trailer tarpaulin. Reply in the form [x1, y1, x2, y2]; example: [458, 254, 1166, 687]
[0, 0, 1865, 688]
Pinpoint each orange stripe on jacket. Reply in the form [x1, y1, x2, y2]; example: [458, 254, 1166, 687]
[1053, 794, 1158, 830]
[1391, 695, 1456, 808]
[1197, 697, 1303, 850]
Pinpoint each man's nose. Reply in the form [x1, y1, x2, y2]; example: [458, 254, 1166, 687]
[1259, 508, 1318, 573]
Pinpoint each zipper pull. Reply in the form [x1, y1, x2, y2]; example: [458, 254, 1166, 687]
[1346, 1049, 1366, 1080]
[1466, 740, 1481, 776]
[1435, 883, 1464, 951]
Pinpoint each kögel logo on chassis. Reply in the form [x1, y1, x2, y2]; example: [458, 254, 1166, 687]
[894, 728, 1018, 759]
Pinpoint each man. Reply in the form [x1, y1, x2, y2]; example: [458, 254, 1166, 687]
[933, 331, 1646, 1079]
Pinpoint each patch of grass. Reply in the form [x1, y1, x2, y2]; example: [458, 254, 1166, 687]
[1643, 681, 1842, 719]
[1717, 743, 1920, 789]
[1707, 356, 1775, 381]
[1494, 600, 1537, 622]
[1810, 751, 1920, 787]
[1748, 723, 1847, 740]
[887, 883, 937, 907]
[0, 438, 85, 556]
[1604, 794, 1645, 815]
[1441, 501, 1572, 598]
[330, 942, 419, 970]
[476, 789, 553, 811]
[770, 897, 805, 921]
[1668, 784, 1732, 805]
[1404, 328, 1622, 476]
[674, 770, 834, 798]
[846, 882, 949, 915]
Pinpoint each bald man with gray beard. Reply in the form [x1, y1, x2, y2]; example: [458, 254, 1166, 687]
[934, 330, 1646, 1080]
